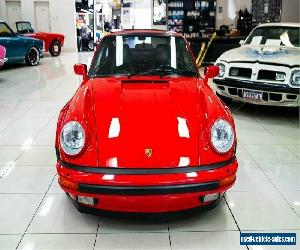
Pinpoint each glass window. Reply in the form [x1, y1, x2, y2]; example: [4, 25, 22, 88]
[89, 34, 198, 77]
[245, 26, 300, 47]
[0, 23, 13, 37]
[16, 22, 34, 34]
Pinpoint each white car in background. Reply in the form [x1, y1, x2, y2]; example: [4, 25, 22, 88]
[213, 23, 300, 107]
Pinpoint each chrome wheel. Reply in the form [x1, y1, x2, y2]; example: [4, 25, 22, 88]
[50, 41, 61, 56]
[26, 47, 40, 66]
[88, 40, 94, 51]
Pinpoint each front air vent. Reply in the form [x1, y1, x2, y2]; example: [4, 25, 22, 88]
[121, 80, 169, 84]
[229, 67, 252, 78]
[258, 70, 286, 82]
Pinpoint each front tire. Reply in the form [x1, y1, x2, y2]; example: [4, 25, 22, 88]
[77, 36, 82, 52]
[88, 40, 94, 51]
[25, 47, 40, 66]
[49, 40, 62, 56]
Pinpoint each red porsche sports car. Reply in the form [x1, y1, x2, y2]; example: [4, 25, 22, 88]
[55, 30, 238, 215]
[16, 21, 64, 56]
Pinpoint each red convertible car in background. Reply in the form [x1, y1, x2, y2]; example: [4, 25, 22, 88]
[0, 45, 7, 67]
[16, 21, 64, 56]
[55, 30, 238, 215]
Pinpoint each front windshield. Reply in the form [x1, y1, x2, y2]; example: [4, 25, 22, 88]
[245, 26, 300, 47]
[0, 23, 14, 37]
[89, 34, 199, 77]
[16, 22, 34, 34]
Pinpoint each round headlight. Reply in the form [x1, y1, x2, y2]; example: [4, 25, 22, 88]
[216, 63, 225, 78]
[60, 121, 85, 155]
[210, 119, 234, 154]
[291, 70, 300, 86]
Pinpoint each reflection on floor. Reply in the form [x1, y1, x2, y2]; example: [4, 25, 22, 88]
[0, 52, 299, 250]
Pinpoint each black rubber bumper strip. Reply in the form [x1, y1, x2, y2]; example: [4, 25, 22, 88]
[59, 156, 235, 175]
[214, 78, 300, 94]
[78, 181, 219, 195]
[220, 60, 300, 68]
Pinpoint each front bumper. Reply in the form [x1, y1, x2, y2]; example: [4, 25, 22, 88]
[39, 47, 44, 57]
[56, 158, 238, 213]
[213, 78, 300, 107]
[0, 58, 8, 65]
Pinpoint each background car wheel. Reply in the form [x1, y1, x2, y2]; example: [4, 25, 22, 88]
[49, 40, 61, 56]
[88, 40, 94, 51]
[25, 47, 40, 66]
[77, 36, 82, 52]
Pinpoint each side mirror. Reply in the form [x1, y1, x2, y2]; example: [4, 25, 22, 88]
[239, 40, 245, 45]
[74, 63, 87, 78]
[204, 65, 219, 82]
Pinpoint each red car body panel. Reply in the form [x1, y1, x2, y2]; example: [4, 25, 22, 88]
[23, 32, 64, 52]
[55, 30, 238, 214]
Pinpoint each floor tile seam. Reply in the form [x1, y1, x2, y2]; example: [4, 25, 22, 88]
[267, 130, 300, 159]
[223, 196, 248, 250]
[285, 146, 300, 161]
[0, 148, 28, 180]
[0, 192, 55, 195]
[0, 117, 55, 180]
[223, 196, 242, 233]
[92, 218, 101, 250]
[15, 232, 100, 235]
[0, 114, 25, 134]
[15, 174, 57, 250]
[242, 147, 300, 218]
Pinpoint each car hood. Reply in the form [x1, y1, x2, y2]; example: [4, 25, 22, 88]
[219, 45, 300, 66]
[36, 31, 64, 37]
[92, 77, 202, 168]
[18, 35, 43, 44]
[23, 32, 64, 38]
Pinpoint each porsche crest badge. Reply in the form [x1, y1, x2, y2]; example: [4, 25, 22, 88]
[145, 148, 152, 158]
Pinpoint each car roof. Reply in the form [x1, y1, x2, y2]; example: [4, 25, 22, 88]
[107, 29, 181, 37]
[256, 22, 300, 28]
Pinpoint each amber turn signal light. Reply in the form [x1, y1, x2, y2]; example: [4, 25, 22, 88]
[219, 174, 236, 187]
[58, 176, 78, 190]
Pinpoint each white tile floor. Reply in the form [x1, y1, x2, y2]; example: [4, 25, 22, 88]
[0, 52, 299, 250]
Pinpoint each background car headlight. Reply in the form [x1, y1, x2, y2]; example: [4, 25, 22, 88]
[211, 119, 234, 154]
[291, 70, 300, 86]
[60, 121, 85, 155]
[216, 63, 225, 78]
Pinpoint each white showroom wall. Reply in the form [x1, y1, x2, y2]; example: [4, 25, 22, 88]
[0, 0, 77, 52]
[215, 0, 252, 29]
[281, 0, 300, 23]
[131, 0, 152, 29]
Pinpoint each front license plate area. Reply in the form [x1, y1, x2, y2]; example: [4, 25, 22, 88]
[243, 90, 263, 101]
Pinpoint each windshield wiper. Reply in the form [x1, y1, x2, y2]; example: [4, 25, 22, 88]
[159, 69, 199, 77]
[128, 69, 166, 78]
[128, 69, 198, 78]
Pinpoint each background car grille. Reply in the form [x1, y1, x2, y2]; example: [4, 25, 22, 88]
[229, 67, 252, 78]
[258, 70, 286, 82]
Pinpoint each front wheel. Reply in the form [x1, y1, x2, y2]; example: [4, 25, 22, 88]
[49, 40, 61, 56]
[88, 40, 94, 51]
[77, 37, 82, 52]
[25, 47, 40, 66]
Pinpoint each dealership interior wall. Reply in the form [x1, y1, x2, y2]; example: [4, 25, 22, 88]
[0, 0, 77, 51]
[0, 0, 299, 52]
[0, 0, 300, 249]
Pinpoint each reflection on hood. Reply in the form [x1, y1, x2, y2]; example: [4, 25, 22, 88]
[247, 47, 288, 58]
